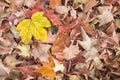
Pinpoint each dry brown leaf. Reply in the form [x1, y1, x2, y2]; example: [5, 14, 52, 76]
[81, 21, 95, 37]
[55, 6, 70, 14]
[24, 0, 36, 8]
[97, 6, 114, 26]
[0, 60, 10, 76]
[53, 58, 64, 72]
[3, 54, 23, 68]
[51, 33, 69, 60]
[63, 43, 80, 60]
[84, 0, 97, 12]
[30, 41, 51, 62]
[49, 0, 61, 9]
[77, 27, 97, 50]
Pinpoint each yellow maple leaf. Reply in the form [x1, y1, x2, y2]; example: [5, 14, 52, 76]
[35, 54, 56, 80]
[16, 12, 51, 44]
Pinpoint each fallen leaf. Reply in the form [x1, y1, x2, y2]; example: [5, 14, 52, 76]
[81, 21, 95, 37]
[84, 0, 97, 12]
[53, 58, 64, 72]
[97, 6, 114, 26]
[3, 54, 23, 68]
[115, 19, 120, 28]
[17, 44, 30, 57]
[106, 0, 117, 4]
[24, 0, 36, 8]
[77, 27, 97, 50]
[70, 7, 77, 19]
[35, 55, 56, 80]
[10, 23, 19, 39]
[68, 74, 80, 80]
[16, 12, 51, 44]
[35, 66, 55, 80]
[45, 10, 62, 26]
[115, 46, 120, 56]
[74, 0, 88, 4]
[24, 0, 44, 18]
[30, 41, 51, 62]
[55, 6, 70, 14]
[73, 0, 88, 8]
[49, 0, 61, 9]
[93, 57, 103, 70]
[17, 65, 38, 78]
[83, 47, 98, 62]
[0, 32, 17, 55]
[0, 60, 10, 76]
[51, 33, 70, 60]
[41, 29, 57, 43]
[63, 43, 80, 60]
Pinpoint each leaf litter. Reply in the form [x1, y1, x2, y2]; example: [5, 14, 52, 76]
[0, 0, 120, 80]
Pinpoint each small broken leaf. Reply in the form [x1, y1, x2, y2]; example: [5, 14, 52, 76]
[16, 12, 51, 44]
[53, 58, 64, 72]
[63, 43, 80, 60]
[115, 19, 120, 28]
[49, 0, 61, 9]
[97, 6, 114, 26]
[77, 27, 97, 50]
[17, 44, 30, 57]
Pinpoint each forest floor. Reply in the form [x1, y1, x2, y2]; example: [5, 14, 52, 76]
[0, 0, 120, 80]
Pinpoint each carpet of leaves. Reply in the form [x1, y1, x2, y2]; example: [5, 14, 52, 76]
[0, 0, 120, 80]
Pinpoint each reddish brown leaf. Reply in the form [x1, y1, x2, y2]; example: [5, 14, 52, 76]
[49, 0, 61, 9]
[51, 33, 70, 60]
[45, 10, 62, 26]
[81, 21, 95, 37]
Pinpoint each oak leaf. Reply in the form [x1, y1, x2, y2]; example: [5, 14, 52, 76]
[16, 12, 51, 44]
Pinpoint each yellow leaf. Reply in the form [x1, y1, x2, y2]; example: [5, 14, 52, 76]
[16, 12, 51, 44]
[35, 66, 56, 80]
[35, 54, 56, 80]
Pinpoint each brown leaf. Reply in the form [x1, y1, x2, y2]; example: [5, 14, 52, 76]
[3, 54, 23, 68]
[42, 30, 57, 43]
[81, 21, 95, 37]
[51, 33, 70, 60]
[0, 60, 10, 76]
[84, 0, 97, 12]
[105, 0, 117, 4]
[63, 43, 80, 60]
[24, 0, 36, 8]
[30, 41, 51, 62]
[97, 6, 114, 26]
[45, 10, 62, 26]
[17, 65, 38, 78]
[77, 27, 97, 50]
[49, 0, 61, 9]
